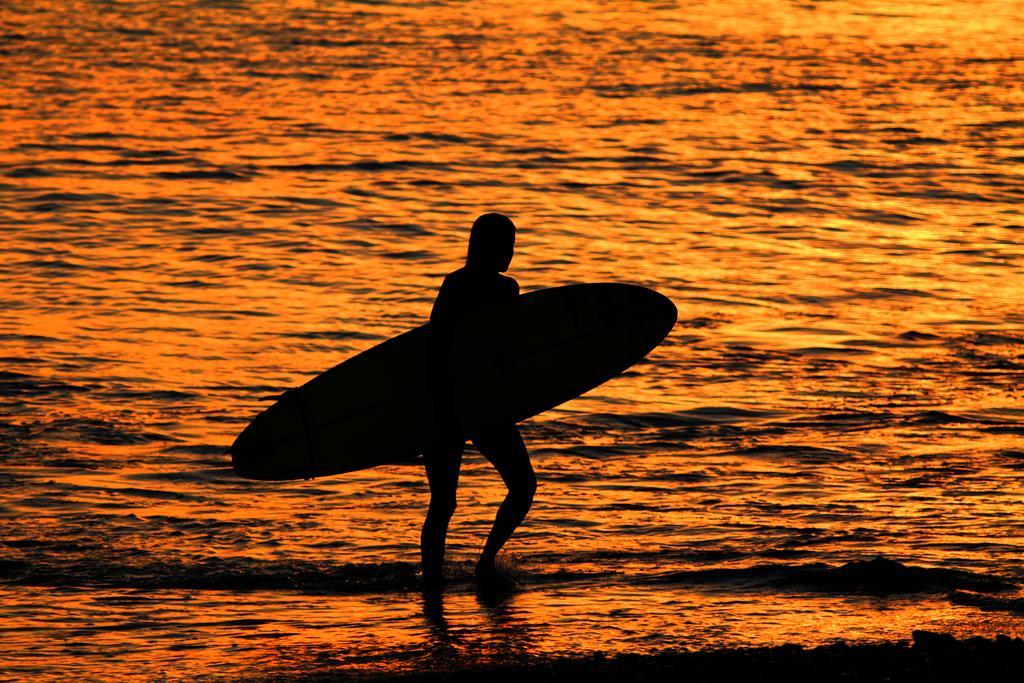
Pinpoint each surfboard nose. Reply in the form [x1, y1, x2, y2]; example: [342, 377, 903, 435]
[615, 283, 676, 343]
[655, 290, 679, 335]
[648, 287, 678, 338]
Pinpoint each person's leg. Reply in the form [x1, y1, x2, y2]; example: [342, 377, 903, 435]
[472, 425, 536, 573]
[421, 434, 464, 589]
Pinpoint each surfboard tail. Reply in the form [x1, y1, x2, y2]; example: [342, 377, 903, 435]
[230, 422, 265, 480]
[230, 418, 298, 481]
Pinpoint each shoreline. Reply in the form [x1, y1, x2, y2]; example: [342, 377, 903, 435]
[282, 632, 1024, 682]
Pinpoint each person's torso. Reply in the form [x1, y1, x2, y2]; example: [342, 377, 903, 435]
[431, 267, 518, 324]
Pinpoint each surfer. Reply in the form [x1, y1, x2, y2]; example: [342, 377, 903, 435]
[422, 212, 536, 590]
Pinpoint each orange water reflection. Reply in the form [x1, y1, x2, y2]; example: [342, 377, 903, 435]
[2, 0, 1024, 679]
[5, 584, 1024, 680]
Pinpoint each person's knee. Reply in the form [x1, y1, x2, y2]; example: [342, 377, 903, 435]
[430, 493, 458, 520]
[509, 474, 536, 506]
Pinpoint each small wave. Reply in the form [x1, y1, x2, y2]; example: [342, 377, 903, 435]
[0, 557, 422, 594]
[125, 469, 225, 484]
[15, 258, 89, 272]
[3, 165, 56, 178]
[821, 159, 873, 172]
[3, 538, 98, 552]
[27, 191, 118, 203]
[274, 195, 343, 208]
[910, 410, 993, 426]
[336, 219, 431, 234]
[884, 136, 949, 146]
[789, 346, 872, 356]
[100, 388, 199, 402]
[950, 590, 1024, 613]
[40, 457, 99, 470]
[677, 316, 725, 328]
[162, 444, 229, 456]
[279, 329, 381, 342]
[110, 486, 207, 501]
[557, 444, 641, 459]
[997, 450, 1024, 461]
[381, 250, 433, 260]
[69, 131, 144, 141]
[14, 554, 995, 604]
[118, 148, 183, 159]
[734, 445, 852, 463]
[983, 426, 1024, 436]
[770, 413, 892, 430]
[165, 278, 224, 288]
[962, 118, 1024, 130]
[156, 168, 255, 180]
[894, 188, 1000, 202]
[108, 155, 199, 167]
[0, 333, 60, 343]
[843, 287, 938, 300]
[968, 331, 1024, 346]
[569, 407, 784, 430]
[529, 546, 746, 566]
[0, 416, 173, 447]
[899, 330, 941, 341]
[589, 117, 667, 127]
[244, 69, 329, 81]
[643, 557, 1014, 595]
[270, 160, 452, 173]
[0, 371, 91, 398]
[771, 326, 851, 336]
[289, 632, 1024, 681]
[384, 132, 472, 144]
[0, 552, 631, 594]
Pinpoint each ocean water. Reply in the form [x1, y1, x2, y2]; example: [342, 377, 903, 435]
[2, 0, 1024, 679]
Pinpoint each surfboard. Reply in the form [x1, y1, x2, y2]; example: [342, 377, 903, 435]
[231, 283, 676, 480]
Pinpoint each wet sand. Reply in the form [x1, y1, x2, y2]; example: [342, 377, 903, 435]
[293, 633, 1024, 682]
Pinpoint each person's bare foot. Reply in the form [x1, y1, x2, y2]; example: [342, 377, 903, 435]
[475, 556, 518, 592]
[422, 568, 445, 593]
[475, 557, 496, 580]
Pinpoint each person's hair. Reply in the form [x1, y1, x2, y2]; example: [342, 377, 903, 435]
[466, 213, 515, 269]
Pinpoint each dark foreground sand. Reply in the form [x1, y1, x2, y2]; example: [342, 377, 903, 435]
[286, 632, 1024, 683]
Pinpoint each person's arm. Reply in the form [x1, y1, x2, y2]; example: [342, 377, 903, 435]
[427, 275, 459, 439]
[502, 275, 520, 301]
[429, 275, 457, 327]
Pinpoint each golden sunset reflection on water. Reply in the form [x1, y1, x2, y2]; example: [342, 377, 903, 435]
[1, 0, 1024, 679]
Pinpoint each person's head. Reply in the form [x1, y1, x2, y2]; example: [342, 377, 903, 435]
[466, 213, 515, 272]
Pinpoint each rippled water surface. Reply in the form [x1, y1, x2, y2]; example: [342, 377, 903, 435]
[2, 0, 1024, 679]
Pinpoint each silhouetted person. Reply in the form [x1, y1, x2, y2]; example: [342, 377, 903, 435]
[421, 213, 536, 590]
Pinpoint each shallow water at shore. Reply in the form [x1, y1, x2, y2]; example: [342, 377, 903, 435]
[2, 0, 1024, 679]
